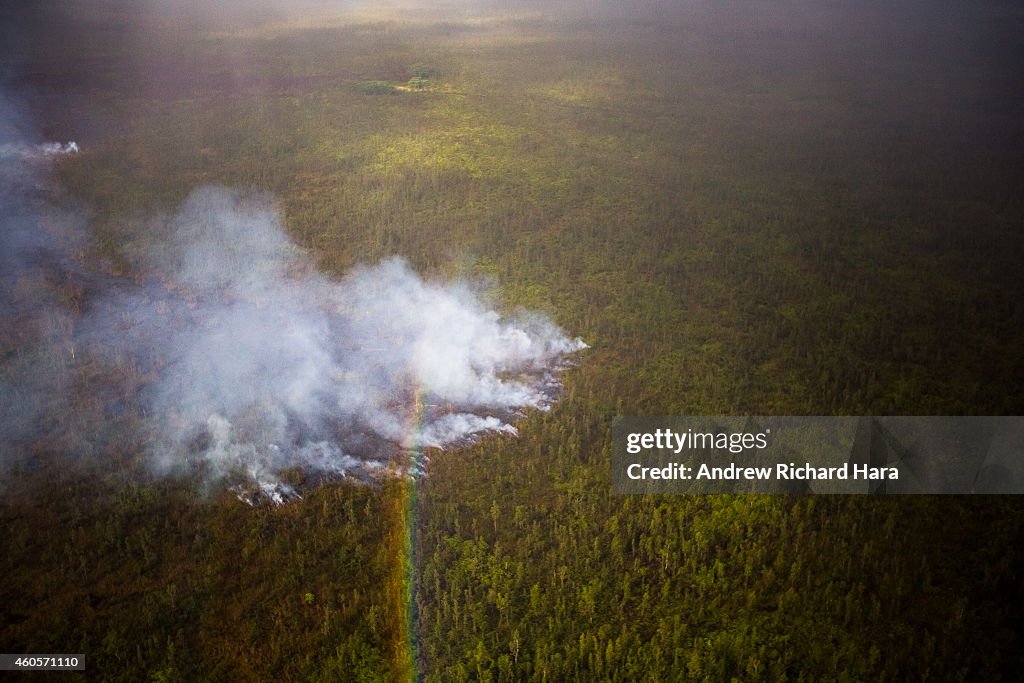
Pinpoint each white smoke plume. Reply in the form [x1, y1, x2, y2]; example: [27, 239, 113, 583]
[0, 89, 584, 503]
[0, 140, 78, 160]
[75, 187, 586, 502]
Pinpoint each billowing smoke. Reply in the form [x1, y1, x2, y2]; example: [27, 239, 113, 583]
[1, 136, 585, 502]
[83, 186, 585, 502]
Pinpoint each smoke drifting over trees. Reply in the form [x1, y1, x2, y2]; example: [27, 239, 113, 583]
[0, 90, 84, 459]
[0, 101, 584, 502]
[105, 187, 584, 500]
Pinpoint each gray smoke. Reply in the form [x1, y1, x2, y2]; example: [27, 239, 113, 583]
[86, 187, 585, 501]
[1, 168, 584, 501]
[0, 90, 85, 464]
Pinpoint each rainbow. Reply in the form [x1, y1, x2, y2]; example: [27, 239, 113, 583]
[395, 387, 425, 680]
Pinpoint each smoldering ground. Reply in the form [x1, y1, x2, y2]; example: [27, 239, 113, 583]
[1, 155, 585, 502]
